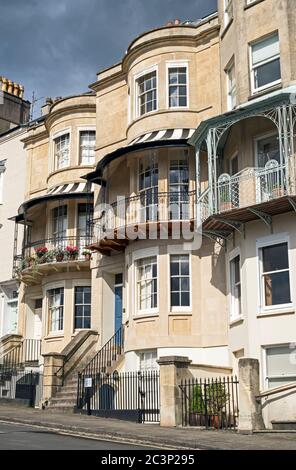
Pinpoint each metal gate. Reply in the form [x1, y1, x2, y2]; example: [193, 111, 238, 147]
[77, 370, 160, 423]
[179, 376, 239, 430]
[0, 369, 43, 407]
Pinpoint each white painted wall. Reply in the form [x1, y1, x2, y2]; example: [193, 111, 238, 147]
[0, 126, 27, 337]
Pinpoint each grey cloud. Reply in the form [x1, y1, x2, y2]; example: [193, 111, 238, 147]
[0, 0, 217, 116]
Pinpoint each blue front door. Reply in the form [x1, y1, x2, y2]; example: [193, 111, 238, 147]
[114, 274, 123, 334]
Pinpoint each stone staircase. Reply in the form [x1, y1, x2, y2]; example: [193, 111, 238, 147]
[46, 327, 124, 413]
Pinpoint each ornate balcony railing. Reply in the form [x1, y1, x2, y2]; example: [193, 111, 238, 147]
[16, 236, 92, 272]
[92, 190, 197, 241]
[199, 160, 293, 220]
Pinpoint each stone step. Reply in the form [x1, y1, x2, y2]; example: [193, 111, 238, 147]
[272, 420, 296, 431]
[49, 397, 76, 406]
[53, 391, 77, 399]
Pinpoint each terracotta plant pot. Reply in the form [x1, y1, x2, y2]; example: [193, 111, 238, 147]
[188, 412, 207, 427]
[272, 187, 284, 198]
[220, 201, 233, 212]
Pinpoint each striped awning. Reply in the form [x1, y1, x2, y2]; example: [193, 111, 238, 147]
[47, 182, 93, 195]
[128, 128, 195, 146]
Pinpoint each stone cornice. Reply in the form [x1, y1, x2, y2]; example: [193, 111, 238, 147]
[89, 24, 220, 93]
[45, 103, 96, 130]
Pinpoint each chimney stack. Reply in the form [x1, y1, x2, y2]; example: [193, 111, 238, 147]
[0, 76, 25, 99]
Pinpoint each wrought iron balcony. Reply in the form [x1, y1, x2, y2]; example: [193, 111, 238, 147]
[199, 161, 295, 221]
[16, 236, 92, 274]
[91, 190, 197, 251]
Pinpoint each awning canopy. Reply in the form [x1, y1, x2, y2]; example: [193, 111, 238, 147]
[84, 128, 195, 183]
[15, 182, 94, 222]
[47, 182, 92, 195]
[189, 91, 296, 149]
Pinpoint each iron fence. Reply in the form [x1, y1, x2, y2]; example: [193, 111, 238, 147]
[179, 376, 239, 430]
[0, 368, 43, 407]
[0, 339, 41, 372]
[77, 370, 160, 423]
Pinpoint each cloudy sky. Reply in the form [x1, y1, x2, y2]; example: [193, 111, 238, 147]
[0, 0, 217, 117]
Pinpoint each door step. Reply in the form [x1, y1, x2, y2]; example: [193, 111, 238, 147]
[271, 420, 296, 431]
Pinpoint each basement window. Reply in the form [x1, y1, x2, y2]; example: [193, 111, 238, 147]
[265, 345, 296, 389]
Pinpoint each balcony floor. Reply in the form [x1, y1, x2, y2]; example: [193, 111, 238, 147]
[18, 259, 91, 285]
[203, 195, 296, 235]
[89, 220, 196, 255]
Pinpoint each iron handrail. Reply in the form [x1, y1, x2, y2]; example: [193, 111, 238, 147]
[256, 381, 296, 400]
[80, 325, 124, 377]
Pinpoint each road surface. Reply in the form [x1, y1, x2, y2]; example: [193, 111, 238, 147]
[0, 421, 151, 450]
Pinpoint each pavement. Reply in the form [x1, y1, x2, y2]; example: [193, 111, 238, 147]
[0, 404, 296, 450]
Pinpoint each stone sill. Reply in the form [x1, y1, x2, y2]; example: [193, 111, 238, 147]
[257, 308, 295, 318]
[244, 0, 265, 11]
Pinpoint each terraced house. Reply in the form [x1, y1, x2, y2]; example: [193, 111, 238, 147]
[1, 0, 296, 431]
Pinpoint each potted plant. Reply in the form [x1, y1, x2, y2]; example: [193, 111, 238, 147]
[26, 255, 36, 267]
[65, 245, 79, 260]
[189, 384, 207, 426]
[35, 246, 48, 263]
[219, 192, 233, 212]
[206, 382, 230, 429]
[271, 184, 284, 198]
[54, 247, 64, 262]
[82, 249, 92, 261]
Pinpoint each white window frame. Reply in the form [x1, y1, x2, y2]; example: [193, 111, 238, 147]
[132, 247, 159, 316]
[47, 287, 64, 333]
[139, 349, 158, 371]
[169, 252, 191, 312]
[74, 285, 91, 330]
[256, 233, 293, 314]
[249, 32, 281, 94]
[262, 344, 296, 390]
[51, 128, 71, 171]
[136, 256, 158, 315]
[224, 0, 233, 27]
[77, 127, 96, 166]
[228, 248, 242, 323]
[166, 61, 189, 109]
[134, 66, 158, 119]
[225, 58, 236, 110]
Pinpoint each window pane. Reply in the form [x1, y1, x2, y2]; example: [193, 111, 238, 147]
[181, 292, 190, 306]
[267, 346, 296, 376]
[262, 243, 289, 272]
[171, 292, 179, 307]
[255, 58, 281, 88]
[264, 271, 291, 306]
[180, 260, 189, 276]
[252, 34, 279, 65]
[171, 277, 180, 292]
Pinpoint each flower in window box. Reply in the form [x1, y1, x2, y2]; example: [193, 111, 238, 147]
[82, 249, 92, 261]
[35, 247, 48, 258]
[53, 247, 64, 262]
[65, 245, 79, 259]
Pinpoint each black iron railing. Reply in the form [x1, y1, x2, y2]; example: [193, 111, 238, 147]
[22, 236, 92, 259]
[0, 368, 43, 407]
[179, 376, 239, 429]
[81, 326, 124, 377]
[92, 190, 197, 241]
[77, 370, 160, 423]
[0, 339, 41, 372]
